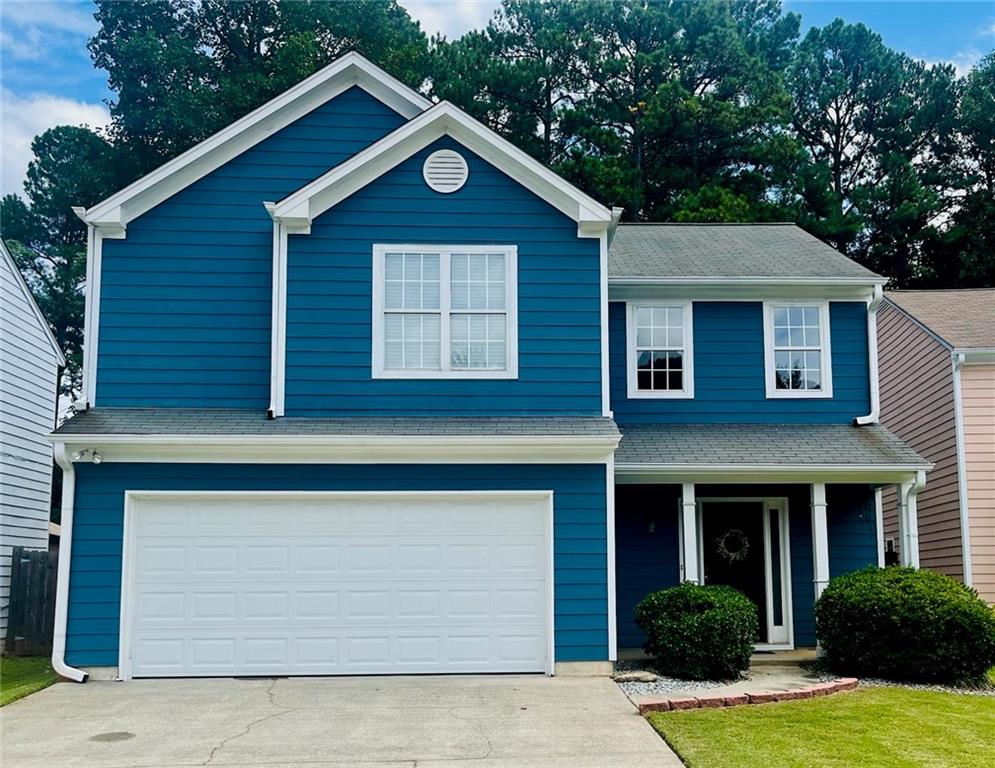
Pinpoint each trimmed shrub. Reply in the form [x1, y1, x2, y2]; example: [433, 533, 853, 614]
[815, 566, 995, 685]
[635, 582, 758, 680]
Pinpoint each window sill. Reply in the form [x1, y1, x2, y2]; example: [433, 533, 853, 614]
[374, 368, 519, 380]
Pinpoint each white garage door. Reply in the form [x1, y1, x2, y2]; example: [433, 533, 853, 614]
[121, 492, 551, 678]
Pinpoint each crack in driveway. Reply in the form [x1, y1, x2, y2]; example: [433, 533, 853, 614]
[202, 680, 294, 766]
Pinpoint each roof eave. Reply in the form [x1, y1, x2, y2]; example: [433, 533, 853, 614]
[271, 101, 612, 234]
[76, 53, 431, 233]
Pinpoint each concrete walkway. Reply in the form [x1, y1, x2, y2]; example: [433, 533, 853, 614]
[1, 675, 684, 768]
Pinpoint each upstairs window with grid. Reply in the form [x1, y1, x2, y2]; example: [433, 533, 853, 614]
[765, 304, 832, 397]
[627, 303, 694, 398]
[374, 246, 517, 379]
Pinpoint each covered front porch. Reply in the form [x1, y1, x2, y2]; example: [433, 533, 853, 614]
[612, 424, 931, 654]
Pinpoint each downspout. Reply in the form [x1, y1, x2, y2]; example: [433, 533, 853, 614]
[951, 352, 973, 585]
[904, 469, 927, 569]
[51, 443, 88, 681]
[855, 285, 883, 425]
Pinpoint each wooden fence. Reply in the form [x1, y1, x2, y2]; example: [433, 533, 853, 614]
[4, 547, 57, 657]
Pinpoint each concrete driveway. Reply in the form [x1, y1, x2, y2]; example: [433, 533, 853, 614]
[0, 675, 682, 767]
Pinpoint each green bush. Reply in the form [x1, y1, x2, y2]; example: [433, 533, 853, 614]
[815, 566, 995, 685]
[634, 582, 758, 680]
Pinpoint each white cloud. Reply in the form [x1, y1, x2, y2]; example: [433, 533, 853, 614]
[400, 0, 499, 40]
[1, 88, 110, 197]
[0, 1, 96, 37]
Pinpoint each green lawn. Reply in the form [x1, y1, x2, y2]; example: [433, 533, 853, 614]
[648, 687, 995, 768]
[0, 656, 58, 706]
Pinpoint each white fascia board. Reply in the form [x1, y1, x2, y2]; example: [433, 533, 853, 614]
[609, 277, 884, 302]
[614, 462, 932, 485]
[51, 434, 620, 464]
[0, 240, 66, 367]
[272, 102, 612, 233]
[79, 53, 430, 231]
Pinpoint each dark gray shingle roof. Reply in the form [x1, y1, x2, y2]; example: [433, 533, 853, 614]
[54, 409, 620, 438]
[885, 289, 995, 349]
[608, 224, 881, 280]
[616, 424, 927, 467]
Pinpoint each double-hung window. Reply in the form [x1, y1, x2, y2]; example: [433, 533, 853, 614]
[373, 245, 518, 379]
[763, 302, 833, 398]
[625, 301, 694, 398]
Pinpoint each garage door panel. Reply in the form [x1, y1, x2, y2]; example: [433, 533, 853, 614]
[125, 493, 550, 677]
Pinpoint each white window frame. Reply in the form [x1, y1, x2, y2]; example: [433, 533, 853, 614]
[625, 300, 694, 399]
[763, 301, 833, 399]
[372, 244, 518, 379]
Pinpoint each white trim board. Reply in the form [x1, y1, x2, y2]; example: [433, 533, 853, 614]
[79, 53, 429, 232]
[118, 490, 556, 679]
[270, 101, 611, 234]
[614, 464, 929, 485]
[51, 434, 620, 464]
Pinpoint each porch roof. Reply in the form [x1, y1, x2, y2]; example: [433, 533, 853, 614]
[615, 423, 930, 483]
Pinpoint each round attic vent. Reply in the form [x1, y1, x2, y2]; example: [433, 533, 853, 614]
[423, 149, 469, 193]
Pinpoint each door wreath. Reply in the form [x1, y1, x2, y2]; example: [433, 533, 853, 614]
[714, 528, 750, 563]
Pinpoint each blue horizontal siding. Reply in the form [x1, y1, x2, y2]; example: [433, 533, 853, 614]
[827, 485, 878, 577]
[65, 463, 608, 667]
[96, 87, 407, 408]
[614, 485, 681, 649]
[609, 301, 870, 423]
[283, 136, 602, 416]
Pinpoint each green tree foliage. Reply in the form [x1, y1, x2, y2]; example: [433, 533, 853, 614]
[4, 0, 993, 402]
[785, 20, 960, 284]
[88, 0, 429, 175]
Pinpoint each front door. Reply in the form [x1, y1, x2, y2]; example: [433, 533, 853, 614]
[698, 499, 792, 648]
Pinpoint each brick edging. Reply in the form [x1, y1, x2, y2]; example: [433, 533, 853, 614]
[638, 678, 859, 714]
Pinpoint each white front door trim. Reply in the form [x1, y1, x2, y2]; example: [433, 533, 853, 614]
[695, 497, 794, 651]
[118, 490, 555, 680]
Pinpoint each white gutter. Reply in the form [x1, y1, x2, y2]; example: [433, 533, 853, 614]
[952, 352, 973, 585]
[855, 284, 884, 426]
[51, 444, 88, 682]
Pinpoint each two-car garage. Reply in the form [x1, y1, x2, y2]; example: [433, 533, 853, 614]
[120, 492, 553, 678]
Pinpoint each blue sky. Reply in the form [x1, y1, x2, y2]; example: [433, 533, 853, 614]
[2, 0, 993, 196]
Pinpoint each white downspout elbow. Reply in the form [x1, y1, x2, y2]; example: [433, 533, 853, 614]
[904, 469, 927, 569]
[855, 285, 884, 426]
[51, 443, 89, 682]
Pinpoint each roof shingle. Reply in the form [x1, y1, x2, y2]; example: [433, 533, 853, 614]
[615, 423, 927, 467]
[54, 409, 621, 438]
[885, 289, 995, 349]
[608, 223, 881, 280]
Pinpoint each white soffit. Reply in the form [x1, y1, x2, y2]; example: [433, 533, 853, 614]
[271, 102, 612, 234]
[78, 53, 431, 232]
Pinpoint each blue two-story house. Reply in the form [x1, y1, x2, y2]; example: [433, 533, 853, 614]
[51, 53, 929, 682]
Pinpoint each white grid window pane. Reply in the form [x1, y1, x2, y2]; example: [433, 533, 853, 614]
[451, 313, 506, 370]
[451, 253, 505, 310]
[634, 305, 686, 392]
[384, 313, 440, 370]
[384, 252, 440, 310]
[772, 306, 823, 390]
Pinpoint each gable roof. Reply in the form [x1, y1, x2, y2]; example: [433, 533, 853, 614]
[885, 289, 995, 350]
[270, 101, 612, 234]
[77, 52, 431, 234]
[0, 240, 65, 366]
[609, 223, 883, 283]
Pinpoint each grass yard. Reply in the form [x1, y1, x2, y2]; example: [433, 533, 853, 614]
[0, 656, 58, 706]
[648, 687, 995, 768]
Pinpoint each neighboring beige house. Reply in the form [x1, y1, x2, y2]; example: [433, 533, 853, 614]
[878, 289, 995, 602]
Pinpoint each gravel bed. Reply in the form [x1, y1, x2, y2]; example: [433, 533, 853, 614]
[814, 670, 995, 697]
[613, 660, 734, 697]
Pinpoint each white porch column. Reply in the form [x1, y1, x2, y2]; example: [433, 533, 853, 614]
[811, 483, 830, 600]
[680, 483, 700, 584]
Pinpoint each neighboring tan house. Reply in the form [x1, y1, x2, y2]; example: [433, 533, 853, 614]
[0, 239, 65, 636]
[878, 289, 995, 602]
[51, 52, 929, 683]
